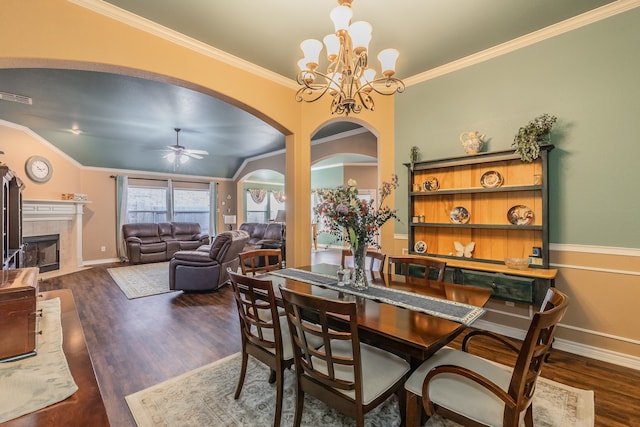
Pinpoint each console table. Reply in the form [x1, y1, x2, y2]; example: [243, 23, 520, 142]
[3, 289, 109, 426]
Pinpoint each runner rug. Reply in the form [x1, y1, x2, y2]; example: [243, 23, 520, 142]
[126, 352, 594, 427]
[107, 262, 175, 299]
[0, 298, 78, 423]
[269, 268, 486, 325]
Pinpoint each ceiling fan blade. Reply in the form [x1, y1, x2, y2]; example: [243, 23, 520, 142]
[184, 152, 204, 160]
[185, 149, 208, 155]
[167, 145, 182, 152]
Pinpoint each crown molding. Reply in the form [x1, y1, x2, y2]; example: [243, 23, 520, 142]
[404, 0, 640, 86]
[68, 0, 298, 90]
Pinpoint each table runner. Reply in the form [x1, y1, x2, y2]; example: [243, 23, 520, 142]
[269, 268, 486, 326]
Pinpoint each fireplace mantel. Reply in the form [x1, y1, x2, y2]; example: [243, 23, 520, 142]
[22, 199, 91, 271]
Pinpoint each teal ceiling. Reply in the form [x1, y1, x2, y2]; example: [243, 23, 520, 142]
[0, 0, 616, 178]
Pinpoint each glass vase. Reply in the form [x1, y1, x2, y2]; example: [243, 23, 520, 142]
[350, 243, 368, 290]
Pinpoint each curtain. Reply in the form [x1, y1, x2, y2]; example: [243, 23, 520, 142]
[167, 179, 174, 221]
[115, 175, 129, 261]
[247, 188, 267, 204]
[271, 190, 286, 203]
[209, 182, 217, 236]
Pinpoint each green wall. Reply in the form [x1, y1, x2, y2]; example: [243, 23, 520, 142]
[395, 8, 640, 249]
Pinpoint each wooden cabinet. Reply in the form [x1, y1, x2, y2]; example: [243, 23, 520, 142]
[0, 267, 39, 361]
[1, 165, 24, 270]
[407, 145, 556, 305]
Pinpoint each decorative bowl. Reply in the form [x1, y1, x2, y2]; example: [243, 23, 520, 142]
[504, 257, 529, 270]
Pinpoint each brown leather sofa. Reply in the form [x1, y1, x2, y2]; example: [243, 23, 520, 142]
[239, 222, 285, 259]
[169, 230, 249, 292]
[122, 222, 210, 264]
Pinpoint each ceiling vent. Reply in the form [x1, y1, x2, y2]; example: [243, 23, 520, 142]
[0, 91, 32, 105]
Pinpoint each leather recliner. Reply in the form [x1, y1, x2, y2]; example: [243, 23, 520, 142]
[169, 230, 249, 292]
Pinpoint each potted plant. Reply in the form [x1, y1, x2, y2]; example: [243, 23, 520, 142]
[512, 113, 557, 162]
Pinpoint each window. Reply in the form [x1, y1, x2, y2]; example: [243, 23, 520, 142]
[126, 182, 214, 233]
[173, 189, 211, 234]
[246, 191, 268, 223]
[127, 186, 167, 223]
[245, 188, 285, 223]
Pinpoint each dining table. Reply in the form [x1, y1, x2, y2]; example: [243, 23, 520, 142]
[262, 263, 492, 364]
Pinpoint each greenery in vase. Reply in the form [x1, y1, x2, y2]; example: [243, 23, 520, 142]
[512, 113, 557, 162]
[314, 175, 399, 251]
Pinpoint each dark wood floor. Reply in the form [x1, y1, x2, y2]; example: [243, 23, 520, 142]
[39, 250, 640, 427]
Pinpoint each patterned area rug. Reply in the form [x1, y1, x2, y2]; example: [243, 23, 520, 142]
[108, 262, 175, 299]
[0, 298, 78, 423]
[126, 352, 594, 427]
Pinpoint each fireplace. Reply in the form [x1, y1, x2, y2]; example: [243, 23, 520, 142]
[23, 234, 60, 272]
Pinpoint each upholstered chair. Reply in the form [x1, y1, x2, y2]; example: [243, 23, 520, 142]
[280, 287, 411, 427]
[169, 230, 249, 292]
[404, 288, 569, 427]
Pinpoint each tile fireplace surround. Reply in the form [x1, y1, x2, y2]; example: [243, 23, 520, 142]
[22, 200, 89, 276]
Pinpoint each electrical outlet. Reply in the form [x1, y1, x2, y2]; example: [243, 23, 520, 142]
[100, 246, 106, 252]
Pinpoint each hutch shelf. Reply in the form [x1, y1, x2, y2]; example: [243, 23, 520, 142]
[406, 145, 557, 305]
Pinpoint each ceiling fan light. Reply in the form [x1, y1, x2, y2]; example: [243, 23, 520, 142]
[179, 155, 189, 164]
[166, 152, 176, 162]
[378, 48, 399, 77]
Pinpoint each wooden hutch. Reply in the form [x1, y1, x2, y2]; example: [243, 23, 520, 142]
[406, 145, 557, 306]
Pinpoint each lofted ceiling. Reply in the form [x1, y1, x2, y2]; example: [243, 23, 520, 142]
[0, 0, 617, 178]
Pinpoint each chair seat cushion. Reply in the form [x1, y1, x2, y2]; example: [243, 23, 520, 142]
[313, 340, 410, 405]
[405, 346, 521, 426]
[140, 242, 166, 253]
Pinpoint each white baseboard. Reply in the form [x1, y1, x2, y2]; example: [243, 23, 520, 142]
[473, 319, 640, 371]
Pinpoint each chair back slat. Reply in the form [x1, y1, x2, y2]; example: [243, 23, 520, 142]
[281, 287, 362, 394]
[341, 248, 386, 273]
[507, 289, 569, 421]
[239, 249, 283, 276]
[387, 256, 447, 282]
[228, 270, 282, 352]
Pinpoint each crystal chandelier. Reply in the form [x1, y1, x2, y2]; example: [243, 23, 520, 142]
[295, 0, 405, 116]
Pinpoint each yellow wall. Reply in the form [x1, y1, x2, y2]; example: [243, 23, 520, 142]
[0, 0, 396, 267]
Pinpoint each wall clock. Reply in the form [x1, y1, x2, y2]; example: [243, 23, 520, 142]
[25, 155, 53, 183]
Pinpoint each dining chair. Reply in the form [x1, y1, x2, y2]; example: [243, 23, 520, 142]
[227, 269, 291, 427]
[387, 256, 447, 282]
[239, 248, 283, 275]
[340, 248, 386, 273]
[404, 288, 569, 427]
[280, 287, 411, 427]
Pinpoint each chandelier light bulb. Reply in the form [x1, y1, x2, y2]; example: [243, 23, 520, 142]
[360, 68, 376, 90]
[378, 48, 399, 77]
[330, 5, 352, 32]
[300, 39, 323, 67]
[349, 21, 372, 54]
[323, 34, 340, 61]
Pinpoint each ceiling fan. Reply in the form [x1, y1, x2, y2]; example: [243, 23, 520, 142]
[164, 128, 209, 164]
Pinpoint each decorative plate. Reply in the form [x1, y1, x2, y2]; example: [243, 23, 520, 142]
[414, 240, 427, 253]
[507, 205, 534, 225]
[450, 206, 470, 224]
[422, 176, 439, 192]
[480, 170, 504, 188]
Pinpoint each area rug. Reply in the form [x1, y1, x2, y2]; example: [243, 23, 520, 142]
[0, 298, 78, 423]
[126, 352, 594, 427]
[108, 262, 175, 299]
